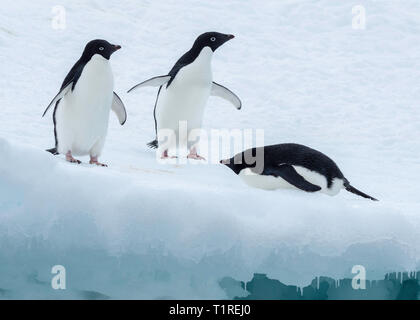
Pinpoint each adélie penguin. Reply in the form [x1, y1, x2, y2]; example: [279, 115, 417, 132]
[220, 143, 378, 201]
[43, 39, 127, 166]
[127, 32, 241, 160]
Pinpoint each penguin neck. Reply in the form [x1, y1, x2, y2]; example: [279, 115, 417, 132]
[79, 53, 110, 67]
[190, 47, 214, 77]
[88, 54, 110, 64]
[79, 54, 113, 90]
[84, 54, 112, 73]
[190, 46, 214, 68]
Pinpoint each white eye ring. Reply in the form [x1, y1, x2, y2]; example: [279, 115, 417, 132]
[210, 37, 216, 42]
[99, 47, 104, 51]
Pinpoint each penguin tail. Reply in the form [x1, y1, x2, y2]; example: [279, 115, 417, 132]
[147, 139, 158, 149]
[46, 147, 59, 155]
[344, 180, 378, 201]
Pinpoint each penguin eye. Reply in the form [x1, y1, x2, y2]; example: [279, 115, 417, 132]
[99, 47, 104, 51]
[210, 37, 216, 42]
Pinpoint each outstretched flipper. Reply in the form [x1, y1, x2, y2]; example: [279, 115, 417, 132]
[127, 75, 171, 93]
[112, 92, 127, 125]
[211, 82, 242, 110]
[263, 164, 322, 192]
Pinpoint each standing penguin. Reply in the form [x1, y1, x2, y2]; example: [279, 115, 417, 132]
[128, 32, 241, 159]
[43, 39, 127, 166]
[220, 143, 378, 201]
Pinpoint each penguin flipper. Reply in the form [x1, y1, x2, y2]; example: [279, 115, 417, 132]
[127, 75, 171, 93]
[42, 82, 73, 117]
[264, 164, 322, 192]
[112, 92, 127, 125]
[211, 82, 242, 110]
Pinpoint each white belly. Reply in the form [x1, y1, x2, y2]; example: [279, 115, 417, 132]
[156, 47, 213, 151]
[56, 55, 114, 156]
[239, 166, 345, 196]
[239, 168, 295, 190]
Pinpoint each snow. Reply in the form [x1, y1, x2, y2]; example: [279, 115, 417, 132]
[1, 0, 420, 299]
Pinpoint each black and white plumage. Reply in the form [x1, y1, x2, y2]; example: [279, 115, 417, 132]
[220, 143, 378, 201]
[43, 39, 127, 165]
[127, 32, 241, 159]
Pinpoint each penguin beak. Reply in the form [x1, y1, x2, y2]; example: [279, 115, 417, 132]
[220, 159, 230, 165]
[222, 34, 235, 46]
[112, 45, 122, 52]
[223, 34, 235, 44]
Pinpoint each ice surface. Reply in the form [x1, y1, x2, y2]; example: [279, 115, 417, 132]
[0, 0, 420, 299]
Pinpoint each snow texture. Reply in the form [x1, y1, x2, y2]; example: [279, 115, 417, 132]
[0, 0, 420, 299]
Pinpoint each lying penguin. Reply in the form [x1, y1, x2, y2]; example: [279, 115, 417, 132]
[220, 143, 378, 200]
[43, 39, 127, 166]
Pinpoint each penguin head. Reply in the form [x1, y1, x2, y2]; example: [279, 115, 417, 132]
[220, 148, 265, 175]
[220, 155, 247, 175]
[193, 32, 235, 52]
[82, 39, 121, 61]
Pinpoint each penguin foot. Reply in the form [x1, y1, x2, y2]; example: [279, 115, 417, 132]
[65, 151, 81, 164]
[89, 157, 107, 167]
[187, 147, 205, 160]
[187, 154, 206, 160]
[161, 150, 177, 159]
[67, 158, 82, 164]
[90, 160, 108, 167]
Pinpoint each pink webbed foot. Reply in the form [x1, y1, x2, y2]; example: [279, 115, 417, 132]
[160, 150, 177, 159]
[65, 151, 81, 164]
[187, 148, 205, 160]
[89, 156, 107, 167]
[187, 154, 206, 160]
